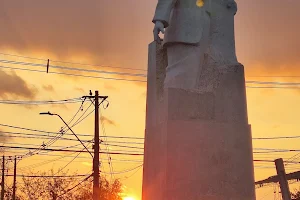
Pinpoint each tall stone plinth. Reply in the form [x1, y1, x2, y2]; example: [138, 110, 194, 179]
[142, 42, 256, 200]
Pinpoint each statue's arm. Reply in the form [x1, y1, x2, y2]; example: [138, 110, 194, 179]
[152, 0, 177, 28]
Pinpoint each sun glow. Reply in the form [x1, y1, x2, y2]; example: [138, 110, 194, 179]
[123, 197, 135, 200]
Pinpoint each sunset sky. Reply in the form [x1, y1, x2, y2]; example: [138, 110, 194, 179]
[1, 0, 300, 199]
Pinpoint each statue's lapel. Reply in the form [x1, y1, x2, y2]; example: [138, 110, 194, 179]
[196, 0, 212, 14]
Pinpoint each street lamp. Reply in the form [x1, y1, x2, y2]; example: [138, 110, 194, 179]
[40, 111, 93, 158]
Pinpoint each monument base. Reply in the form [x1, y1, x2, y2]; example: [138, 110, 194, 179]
[142, 42, 256, 200]
[143, 119, 255, 200]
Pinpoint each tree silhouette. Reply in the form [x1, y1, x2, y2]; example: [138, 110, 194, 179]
[291, 188, 300, 200]
[3, 169, 122, 200]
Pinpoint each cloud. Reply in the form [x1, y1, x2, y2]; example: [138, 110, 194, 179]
[0, 69, 37, 99]
[235, 1, 300, 71]
[101, 116, 116, 126]
[0, 0, 152, 71]
[42, 85, 54, 92]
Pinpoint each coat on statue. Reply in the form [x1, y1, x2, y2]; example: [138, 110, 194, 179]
[153, 0, 237, 46]
[152, 0, 238, 91]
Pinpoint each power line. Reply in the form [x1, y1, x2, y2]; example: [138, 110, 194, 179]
[0, 52, 147, 71]
[253, 135, 300, 140]
[17, 146, 88, 171]
[0, 100, 93, 156]
[53, 144, 92, 176]
[3, 64, 293, 86]
[0, 132, 87, 142]
[5, 174, 88, 178]
[120, 164, 143, 181]
[56, 174, 92, 198]
[6, 99, 88, 159]
[103, 143, 144, 150]
[247, 86, 300, 90]
[0, 142, 84, 151]
[248, 75, 300, 78]
[3, 57, 300, 87]
[103, 140, 144, 145]
[0, 140, 144, 153]
[65, 98, 86, 126]
[18, 156, 78, 171]
[15, 155, 142, 164]
[254, 149, 300, 154]
[247, 80, 300, 86]
[3, 54, 300, 89]
[100, 135, 144, 140]
[99, 107, 115, 181]
[0, 133, 143, 144]
[5, 122, 300, 141]
[1, 52, 300, 78]
[0, 145, 144, 156]
[0, 97, 83, 105]
[0, 65, 147, 82]
[100, 164, 143, 175]
[7, 126, 300, 142]
[253, 159, 300, 164]
[0, 59, 147, 78]
[0, 123, 144, 139]
[69, 101, 95, 128]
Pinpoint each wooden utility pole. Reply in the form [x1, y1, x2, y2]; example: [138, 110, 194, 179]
[1, 156, 4, 200]
[275, 158, 291, 200]
[83, 90, 108, 200]
[12, 156, 17, 200]
[93, 90, 100, 200]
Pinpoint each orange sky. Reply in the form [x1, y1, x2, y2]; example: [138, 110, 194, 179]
[1, 0, 300, 199]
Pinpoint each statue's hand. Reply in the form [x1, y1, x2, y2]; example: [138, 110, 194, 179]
[227, 1, 237, 15]
[153, 21, 165, 43]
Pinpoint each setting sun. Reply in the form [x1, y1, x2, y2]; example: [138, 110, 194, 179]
[123, 197, 136, 200]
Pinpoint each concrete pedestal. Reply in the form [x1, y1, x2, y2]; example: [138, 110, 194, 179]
[142, 42, 256, 200]
[144, 120, 255, 200]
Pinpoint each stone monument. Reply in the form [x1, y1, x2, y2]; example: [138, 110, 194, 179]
[142, 0, 256, 199]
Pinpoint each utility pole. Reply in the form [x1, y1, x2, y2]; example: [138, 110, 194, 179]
[12, 156, 17, 200]
[275, 158, 291, 200]
[93, 90, 100, 200]
[1, 156, 4, 200]
[82, 91, 107, 200]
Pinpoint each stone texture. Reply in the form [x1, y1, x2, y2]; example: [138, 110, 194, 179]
[143, 120, 255, 200]
[145, 41, 167, 129]
[142, 44, 256, 199]
[142, 42, 167, 200]
[164, 120, 255, 200]
[164, 64, 248, 123]
[142, 124, 167, 200]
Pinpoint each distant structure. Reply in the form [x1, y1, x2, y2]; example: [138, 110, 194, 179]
[142, 0, 256, 199]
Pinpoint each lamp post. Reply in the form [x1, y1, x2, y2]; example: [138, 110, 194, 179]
[39, 111, 93, 158]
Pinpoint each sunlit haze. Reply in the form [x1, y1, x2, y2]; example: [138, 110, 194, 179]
[123, 197, 135, 200]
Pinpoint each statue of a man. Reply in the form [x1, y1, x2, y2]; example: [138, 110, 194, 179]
[153, 0, 238, 91]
